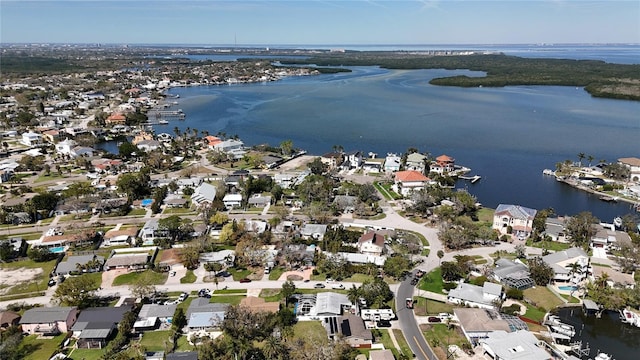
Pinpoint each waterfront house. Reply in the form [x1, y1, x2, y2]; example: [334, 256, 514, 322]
[435, 154, 455, 172]
[105, 113, 126, 125]
[492, 204, 537, 239]
[480, 330, 553, 360]
[393, 170, 430, 196]
[618, 157, 640, 183]
[491, 258, 534, 290]
[214, 139, 244, 153]
[447, 282, 504, 309]
[357, 231, 386, 256]
[542, 247, 589, 284]
[384, 153, 401, 173]
[136, 139, 161, 152]
[543, 217, 568, 243]
[321, 152, 344, 170]
[454, 308, 528, 346]
[405, 152, 427, 172]
[20, 307, 78, 335]
[362, 157, 385, 173]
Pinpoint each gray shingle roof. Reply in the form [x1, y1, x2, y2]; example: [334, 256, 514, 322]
[20, 307, 76, 324]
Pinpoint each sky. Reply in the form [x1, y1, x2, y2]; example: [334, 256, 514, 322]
[1, 0, 639, 45]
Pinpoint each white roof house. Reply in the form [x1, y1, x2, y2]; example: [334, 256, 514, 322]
[480, 330, 552, 360]
[447, 282, 503, 309]
[222, 193, 242, 209]
[191, 182, 217, 207]
[542, 247, 589, 283]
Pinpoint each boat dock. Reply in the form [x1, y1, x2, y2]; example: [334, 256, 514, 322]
[148, 109, 185, 120]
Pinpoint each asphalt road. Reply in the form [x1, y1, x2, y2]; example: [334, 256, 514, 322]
[396, 270, 438, 360]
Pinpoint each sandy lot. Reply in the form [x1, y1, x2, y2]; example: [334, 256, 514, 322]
[0, 268, 43, 294]
[277, 155, 314, 171]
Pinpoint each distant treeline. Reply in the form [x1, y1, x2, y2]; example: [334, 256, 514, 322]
[278, 53, 640, 101]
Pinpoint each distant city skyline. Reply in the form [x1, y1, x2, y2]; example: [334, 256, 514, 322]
[1, 1, 639, 45]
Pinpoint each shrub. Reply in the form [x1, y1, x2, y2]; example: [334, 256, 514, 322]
[443, 282, 458, 291]
[506, 288, 524, 300]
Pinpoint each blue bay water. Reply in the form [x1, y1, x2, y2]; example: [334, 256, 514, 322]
[153, 46, 640, 221]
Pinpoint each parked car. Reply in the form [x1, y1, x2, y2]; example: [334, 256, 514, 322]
[331, 283, 345, 290]
[428, 317, 441, 323]
[239, 278, 252, 283]
[178, 292, 189, 302]
[169, 271, 176, 277]
[48, 278, 56, 287]
[198, 289, 212, 298]
[314, 283, 325, 289]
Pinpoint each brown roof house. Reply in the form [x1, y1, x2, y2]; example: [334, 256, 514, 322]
[324, 314, 373, 348]
[0, 311, 21, 329]
[357, 231, 386, 256]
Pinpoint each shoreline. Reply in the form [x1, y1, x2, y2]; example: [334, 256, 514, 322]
[555, 177, 640, 209]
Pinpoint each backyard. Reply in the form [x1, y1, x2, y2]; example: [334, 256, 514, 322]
[112, 270, 168, 286]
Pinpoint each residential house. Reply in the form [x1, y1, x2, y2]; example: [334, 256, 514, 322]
[186, 298, 228, 335]
[55, 139, 78, 157]
[321, 152, 344, 170]
[618, 157, 640, 182]
[492, 204, 537, 239]
[324, 314, 373, 348]
[0, 311, 21, 329]
[105, 113, 126, 125]
[369, 349, 395, 360]
[72, 306, 132, 349]
[591, 224, 631, 250]
[20, 307, 78, 335]
[543, 217, 568, 243]
[176, 177, 204, 193]
[342, 151, 362, 170]
[447, 282, 504, 309]
[166, 352, 199, 360]
[331, 252, 386, 266]
[243, 219, 268, 234]
[136, 139, 162, 152]
[300, 223, 328, 240]
[591, 264, 635, 289]
[248, 194, 271, 208]
[139, 219, 166, 245]
[433, 154, 455, 174]
[333, 195, 358, 213]
[104, 247, 158, 270]
[393, 170, 430, 196]
[134, 304, 177, 332]
[214, 139, 244, 153]
[357, 231, 386, 256]
[191, 182, 217, 207]
[204, 136, 223, 149]
[307, 292, 352, 318]
[491, 258, 534, 290]
[384, 153, 401, 173]
[200, 249, 236, 266]
[20, 131, 43, 147]
[164, 196, 188, 209]
[480, 330, 553, 360]
[362, 157, 384, 173]
[454, 308, 528, 346]
[42, 129, 63, 144]
[222, 193, 242, 209]
[54, 254, 104, 276]
[405, 152, 427, 172]
[542, 247, 589, 284]
[102, 227, 139, 247]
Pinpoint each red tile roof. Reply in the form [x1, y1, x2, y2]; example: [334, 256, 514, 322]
[394, 170, 429, 182]
[358, 231, 385, 247]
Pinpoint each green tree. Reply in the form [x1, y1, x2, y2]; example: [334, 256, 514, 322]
[281, 280, 296, 306]
[307, 157, 327, 175]
[116, 172, 151, 200]
[173, 307, 187, 331]
[528, 256, 554, 286]
[280, 139, 294, 156]
[566, 211, 599, 250]
[129, 271, 157, 300]
[383, 254, 411, 279]
[53, 274, 99, 308]
[437, 250, 445, 265]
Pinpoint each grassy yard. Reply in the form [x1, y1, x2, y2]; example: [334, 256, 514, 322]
[525, 239, 570, 252]
[210, 295, 245, 305]
[229, 268, 252, 281]
[476, 207, 495, 223]
[412, 298, 454, 316]
[163, 207, 196, 215]
[392, 329, 415, 359]
[139, 330, 173, 352]
[260, 288, 283, 302]
[112, 270, 168, 286]
[180, 270, 197, 283]
[523, 287, 564, 311]
[68, 348, 105, 360]
[176, 335, 196, 351]
[0, 259, 57, 297]
[343, 273, 374, 283]
[21, 333, 67, 360]
[419, 267, 444, 294]
[127, 208, 147, 216]
[291, 321, 328, 344]
[268, 267, 286, 280]
[422, 324, 469, 358]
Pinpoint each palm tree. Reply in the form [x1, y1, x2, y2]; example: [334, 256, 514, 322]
[587, 155, 595, 167]
[347, 285, 361, 307]
[263, 336, 286, 360]
[577, 152, 585, 167]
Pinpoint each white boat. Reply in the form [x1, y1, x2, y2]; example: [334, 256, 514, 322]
[613, 217, 622, 228]
[620, 308, 640, 327]
[542, 169, 556, 176]
[593, 352, 613, 360]
[551, 325, 575, 337]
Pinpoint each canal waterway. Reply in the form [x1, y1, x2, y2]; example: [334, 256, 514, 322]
[555, 307, 640, 360]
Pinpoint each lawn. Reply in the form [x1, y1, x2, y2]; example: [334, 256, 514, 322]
[343, 273, 374, 283]
[422, 324, 470, 357]
[229, 268, 252, 281]
[0, 259, 57, 297]
[523, 287, 564, 311]
[392, 329, 415, 359]
[268, 267, 286, 280]
[291, 321, 328, 344]
[21, 333, 67, 360]
[127, 208, 147, 216]
[176, 335, 195, 351]
[525, 239, 570, 252]
[260, 288, 283, 302]
[112, 270, 168, 286]
[210, 295, 245, 305]
[412, 298, 454, 316]
[139, 330, 173, 352]
[419, 267, 444, 294]
[476, 207, 495, 223]
[180, 270, 197, 283]
[68, 348, 105, 360]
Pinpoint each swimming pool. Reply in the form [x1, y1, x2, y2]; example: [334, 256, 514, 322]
[49, 246, 65, 253]
[141, 199, 153, 207]
[558, 285, 578, 291]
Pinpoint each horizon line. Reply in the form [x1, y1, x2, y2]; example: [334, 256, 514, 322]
[2, 42, 639, 47]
